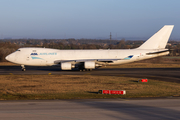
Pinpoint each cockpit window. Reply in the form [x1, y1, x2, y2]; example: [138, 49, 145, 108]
[16, 49, 21, 51]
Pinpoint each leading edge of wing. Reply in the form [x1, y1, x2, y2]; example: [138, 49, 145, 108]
[54, 55, 133, 64]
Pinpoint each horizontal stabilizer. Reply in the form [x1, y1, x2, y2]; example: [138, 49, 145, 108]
[146, 49, 169, 55]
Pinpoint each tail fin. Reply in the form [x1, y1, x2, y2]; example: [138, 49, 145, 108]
[137, 25, 174, 49]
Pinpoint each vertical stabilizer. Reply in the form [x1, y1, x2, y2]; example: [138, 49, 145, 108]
[137, 25, 174, 49]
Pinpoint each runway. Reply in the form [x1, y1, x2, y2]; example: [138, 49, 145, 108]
[0, 99, 180, 120]
[0, 66, 180, 83]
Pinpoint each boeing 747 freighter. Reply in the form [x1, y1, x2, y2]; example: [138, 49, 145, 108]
[5, 25, 174, 71]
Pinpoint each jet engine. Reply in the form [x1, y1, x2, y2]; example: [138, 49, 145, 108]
[61, 62, 74, 70]
[84, 61, 95, 69]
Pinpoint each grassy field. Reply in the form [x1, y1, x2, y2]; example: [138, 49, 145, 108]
[0, 75, 180, 100]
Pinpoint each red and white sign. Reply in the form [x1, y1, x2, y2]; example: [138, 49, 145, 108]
[99, 90, 126, 95]
[102, 90, 110, 94]
[141, 79, 148, 82]
[110, 90, 125, 95]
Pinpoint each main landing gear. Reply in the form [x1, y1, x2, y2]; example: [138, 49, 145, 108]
[79, 69, 92, 72]
[21, 65, 26, 71]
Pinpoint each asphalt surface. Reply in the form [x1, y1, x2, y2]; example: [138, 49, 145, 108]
[0, 99, 180, 120]
[0, 66, 180, 83]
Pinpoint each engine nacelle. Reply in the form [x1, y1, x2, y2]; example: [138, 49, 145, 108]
[61, 62, 72, 70]
[84, 61, 95, 69]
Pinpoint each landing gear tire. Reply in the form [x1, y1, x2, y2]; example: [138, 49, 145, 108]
[21, 65, 26, 72]
[79, 68, 86, 72]
[79, 69, 92, 72]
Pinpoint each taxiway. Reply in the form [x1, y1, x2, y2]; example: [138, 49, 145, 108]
[0, 99, 180, 120]
[0, 66, 180, 83]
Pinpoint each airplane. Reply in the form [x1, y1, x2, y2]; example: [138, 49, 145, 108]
[5, 25, 174, 71]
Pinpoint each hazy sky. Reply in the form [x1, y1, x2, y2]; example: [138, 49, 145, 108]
[0, 0, 179, 39]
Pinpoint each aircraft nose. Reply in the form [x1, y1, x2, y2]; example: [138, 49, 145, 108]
[5, 52, 18, 64]
[5, 55, 10, 61]
[5, 54, 15, 62]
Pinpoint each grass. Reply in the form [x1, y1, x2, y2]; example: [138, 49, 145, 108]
[0, 75, 180, 100]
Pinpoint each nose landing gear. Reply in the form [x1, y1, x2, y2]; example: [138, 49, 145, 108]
[21, 65, 26, 71]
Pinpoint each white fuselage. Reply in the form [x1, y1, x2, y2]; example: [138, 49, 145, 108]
[6, 47, 169, 66]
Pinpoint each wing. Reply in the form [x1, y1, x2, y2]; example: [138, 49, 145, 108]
[54, 55, 133, 64]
